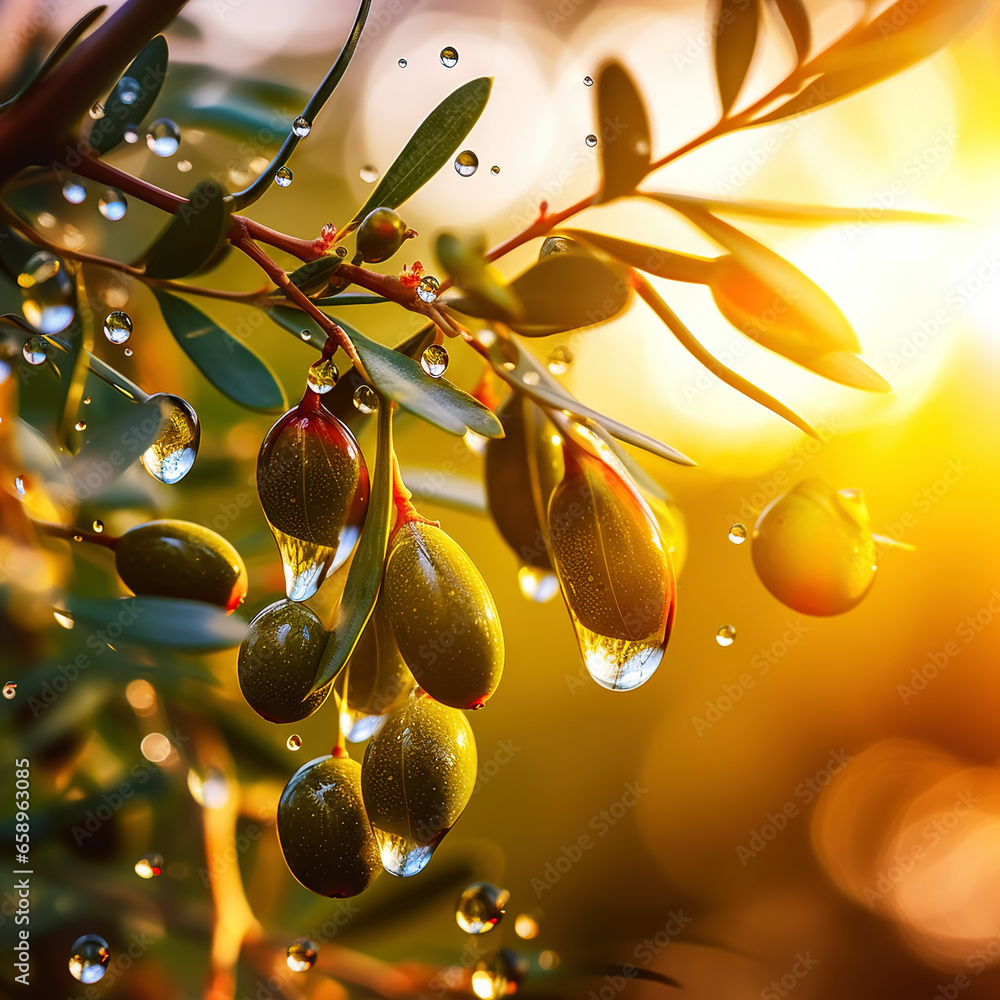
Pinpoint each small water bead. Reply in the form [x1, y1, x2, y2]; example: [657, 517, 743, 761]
[286, 734, 302, 751]
[440, 46, 459, 67]
[416, 275, 440, 303]
[398, 57, 407, 68]
[83, 396, 91, 404]
[19, 251, 75, 334]
[514, 912, 541, 939]
[517, 566, 559, 603]
[729, 522, 748, 544]
[89, 102, 105, 119]
[123, 124, 139, 143]
[14, 475, 26, 496]
[68, 935, 110, 984]
[146, 118, 180, 157]
[455, 882, 509, 934]
[352, 384, 378, 414]
[62, 177, 86, 203]
[134, 852, 163, 878]
[490, 165, 500, 175]
[141, 393, 201, 485]
[420, 344, 449, 378]
[464, 429, 488, 455]
[547, 345, 574, 375]
[98, 188, 127, 221]
[521, 370, 540, 386]
[75, 420, 87, 431]
[584, 75, 594, 86]
[585, 134, 598, 147]
[292, 116, 311, 137]
[359, 164, 379, 183]
[103, 310, 132, 344]
[334, 245, 349, 258]
[274, 166, 293, 188]
[3, 682, 16, 699]
[124, 348, 133, 356]
[716, 624, 736, 647]
[286, 939, 318, 973]
[306, 357, 339, 394]
[116, 76, 140, 105]
[299, 330, 311, 341]
[454, 149, 478, 177]
[92, 520, 104, 534]
[22, 336, 48, 366]
[177, 159, 192, 172]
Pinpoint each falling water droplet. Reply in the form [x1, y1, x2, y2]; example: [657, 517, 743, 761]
[92, 520, 104, 533]
[68, 935, 110, 984]
[18, 251, 75, 334]
[75, 420, 87, 432]
[454, 149, 479, 177]
[490, 165, 500, 175]
[286, 734, 303, 751]
[274, 166, 293, 188]
[98, 188, 127, 221]
[547, 345, 574, 375]
[292, 116, 311, 137]
[134, 852, 163, 878]
[585, 134, 598, 147]
[187, 766, 229, 808]
[89, 102, 105, 120]
[146, 118, 180, 157]
[286, 939, 318, 972]
[22, 336, 48, 366]
[416, 275, 440, 303]
[440, 46, 459, 67]
[455, 882, 510, 934]
[517, 565, 559, 603]
[359, 164, 379, 183]
[103, 310, 132, 344]
[716, 624, 736, 647]
[397, 57, 407, 68]
[515, 911, 541, 939]
[116, 76, 140, 105]
[420, 344, 449, 378]
[729, 523, 747, 544]
[352, 384, 378, 414]
[14, 475, 26, 496]
[123, 124, 139, 143]
[141, 393, 201, 485]
[584, 75, 594, 86]
[62, 177, 86, 204]
[3, 682, 16, 699]
[306, 358, 339, 394]
[464, 429, 488, 455]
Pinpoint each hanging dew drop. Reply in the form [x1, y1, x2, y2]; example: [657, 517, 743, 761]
[335, 245, 348, 258]
[19, 251, 75, 334]
[62, 177, 86, 204]
[352, 384, 378, 414]
[134, 853, 163, 878]
[103, 310, 132, 344]
[22, 336, 48, 365]
[141, 393, 201, 485]
[455, 882, 510, 934]
[92, 520, 104, 533]
[454, 150, 478, 177]
[286, 939, 318, 972]
[2, 682, 16, 699]
[306, 358, 339, 394]
[359, 164, 379, 183]
[89, 102, 105, 119]
[585, 134, 598, 147]
[274, 166, 293, 188]
[68, 935, 110, 984]
[124, 348, 133, 356]
[83, 396, 91, 404]
[14, 475, 26, 496]
[440, 46, 459, 67]
[98, 188, 127, 221]
[75, 420, 87, 431]
[398, 57, 407, 68]
[729, 523, 748, 544]
[419, 344, 449, 378]
[146, 118, 180, 157]
[490, 165, 500, 175]
[116, 76, 140, 105]
[584, 75, 594, 86]
[292, 116, 311, 137]
[522, 371, 540, 386]
[517, 566, 559, 603]
[547, 345, 574, 375]
[286, 734, 303, 751]
[416, 275, 440, 303]
[716, 624, 736, 647]
[299, 330, 311, 342]
[464, 429, 488, 455]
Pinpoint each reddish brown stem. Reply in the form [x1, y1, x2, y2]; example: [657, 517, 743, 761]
[33, 520, 119, 549]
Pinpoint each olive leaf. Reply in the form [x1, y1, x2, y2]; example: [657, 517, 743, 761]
[401, 466, 487, 513]
[143, 180, 232, 279]
[85, 351, 146, 401]
[713, 0, 760, 116]
[55, 268, 93, 453]
[64, 596, 247, 651]
[348, 77, 493, 227]
[436, 232, 521, 319]
[153, 290, 286, 412]
[286, 255, 344, 295]
[559, 229, 716, 283]
[86, 34, 169, 155]
[768, 0, 811, 63]
[309, 397, 393, 695]
[595, 61, 651, 203]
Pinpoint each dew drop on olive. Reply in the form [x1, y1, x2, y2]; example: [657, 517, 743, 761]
[355, 207, 408, 264]
[115, 519, 248, 612]
[238, 600, 331, 723]
[361, 690, 477, 877]
[382, 522, 503, 710]
[277, 753, 380, 897]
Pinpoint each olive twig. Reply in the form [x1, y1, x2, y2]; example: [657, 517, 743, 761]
[31, 519, 118, 549]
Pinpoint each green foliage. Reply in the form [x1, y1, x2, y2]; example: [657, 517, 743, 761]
[143, 180, 232, 279]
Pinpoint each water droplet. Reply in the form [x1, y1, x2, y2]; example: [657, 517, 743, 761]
[68, 935, 110, 984]
[89, 102, 105, 120]
[62, 177, 86, 204]
[440, 46, 459, 68]
[472, 954, 522, 1000]
[187, 766, 229, 809]
[274, 166, 293, 188]
[177, 159, 192, 172]
[123, 124, 138, 143]
[490, 165, 500, 175]
[124, 348, 133, 356]
[464, 429, 488, 455]
[54, 610, 74, 629]
[716, 624, 736, 647]
[416, 275, 440, 303]
[584, 75, 594, 86]
[18, 251, 75, 334]
[103, 310, 132, 344]
[352, 384, 378, 414]
[22, 336, 48, 366]
[455, 882, 509, 934]
[522, 370, 540, 386]
[514, 912, 541, 939]
[3, 682, 16, 699]
[398, 57, 407, 68]
[75, 420, 87, 431]
[141, 393, 201, 485]
[306, 358, 339, 394]
[454, 149, 479, 177]
[299, 330, 311, 341]
[73, 534, 83, 542]
[98, 188, 127, 221]
[92, 520, 104, 533]
[585, 134, 598, 147]
[359, 163, 379, 183]
[82, 396, 91, 404]
[292, 116, 311, 137]
[13, 475, 25, 496]
[146, 118, 180, 157]
[420, 344, 449, 378]
[134, 852, 163, 878]
[334, 245, 349, 258]
[116, 76, 140, 105]
[547, 345, 574, 375]
[729, 522, 748, 544]
[286, 734, 302, 751]
[517, 566, 559, 603]
[340, 706, 385, 743]
[286, 939, 317, 973]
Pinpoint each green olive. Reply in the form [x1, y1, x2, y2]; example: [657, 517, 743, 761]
[355, 207, 408, 264]
[382, 521, 504, 710]
[277, 753, 380, 897]
[115, 519, 248, 612]
[361, 690, 477, 877]
[345, 602, 414, 720]
[238, 600, 330, 723]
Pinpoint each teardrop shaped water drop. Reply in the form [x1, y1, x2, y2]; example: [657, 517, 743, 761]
[292, 116, 311, 137]
[141, 393, 201, 485]
[68, 935, 110, 984]
[98, 188, 127, 221]
[274, 166, 293, 188]
[286, 938, 318, 972]
[440, 46, 459, 68]
[352, 384, 378, 414]
[116, 76, 140, 105]
[335, 244, 349, 258]
[420, 344, 449, 378]
[103, 310, 132, 344]
[134, 852, 163, 878]
[92, 519, 104, 533]
[3, 682, 16, 699]
[729, 522, 747, 544]
[455, 882, 509, 934]
[359, 164, 379, 183]
[716, 624, 736, 646]
[22, 336, 48, 366]
[547, 345, 573, 375]
[517, 565, 560, 603]
[306, 357, 339, 394]
[454, 150, 478, 177]
[89, 102, 105, 120]
[62, 177, 86, 204]
[19, 251, 74, 334]
[146, 118, 180, 157]
[416, 275, 440, 303]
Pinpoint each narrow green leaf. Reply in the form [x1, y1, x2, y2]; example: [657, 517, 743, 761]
[560, 229, 716, 283]
[64, 595, 247, 651]
[768, 0, 810, 63]
[437, 232, 521, 319]
[87, 35, 169, 155]
[713, 0, 760, 115]
[402, 466, 488, 513]
[55, 268, 93, 452]
[153, 290, 286, 412]
[85, 352, 146, 401]
[286, 255, 343, 295]
[309, 399, 393, 694]
[349, 77, 493, 227]
[595, 62, 651, 202]
[143, 180, 232, 279]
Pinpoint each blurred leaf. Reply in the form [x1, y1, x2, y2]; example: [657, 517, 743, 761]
[310, 398, 393, 694]
[54, 269, 93, 452]
[713, 0, 760, 115]
[595, 61, 651, 202]
[286, 255, 343, 295]
[560, 229, 715, 283]
[85, 351, 146, 401]
[153, 290, 286, 412]
[402, 466, 487, 513]
[768, 0, 811, 63]
[86, 35, 169, 155]
[349, 77, 493, 227]
[143, 180, 232, 279]
[437, 231, 521, 319]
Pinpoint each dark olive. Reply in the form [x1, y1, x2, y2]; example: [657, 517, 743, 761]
[115, 519, 248, 612]
[355, 207, 408, 264]
[344, 602, 414, 722]
[238, 600, 330, 723]
[277, 753, 380, 897]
